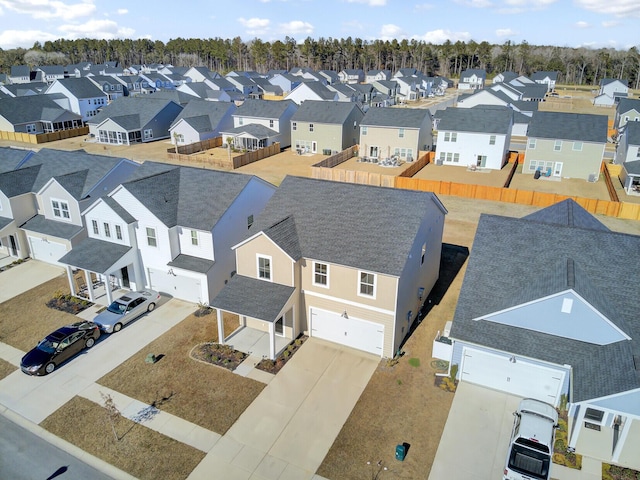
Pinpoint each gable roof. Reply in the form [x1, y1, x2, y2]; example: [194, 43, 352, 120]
[437, 106, 513, 134]
[531, 71, 559, 81]
[624, 121, 640, 146]
[617, 98, 640, 115]
[48, 77, 106, 98]
[450, 199, 640, 402]
[88, 96, 182, 128]
[288, 81, 338, 101]
[234, 99, 295, 119]
[528, 111, 607, 143]
[291, 100, 362, 124]
[121, 166, 258, 231]
[170, 99, 235, 131]
[243, 176, 446, 276]
[0, 147, 33, 173]
[0, 95, 81, 125]
[361, 107, 431, 129]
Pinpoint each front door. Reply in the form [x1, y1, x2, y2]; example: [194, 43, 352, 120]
[116, 132, 124, 145]
[120, 266, 130, 288]
[9, 235, 18, 257]
[369, 146, 378, 159]
[275, 316, 284, 336]
[554, 162, 563, 177]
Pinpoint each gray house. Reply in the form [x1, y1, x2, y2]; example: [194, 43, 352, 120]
[449, 199, 640, 471]
[0, 95, 82, 134]
[87, 96, 183, 145]
[168, 99, 236, 146]
[615, 98, 640, 132]
[290, 100, 364, 155]
[524, 111, 607, 181]
[616, 121, 640, 195]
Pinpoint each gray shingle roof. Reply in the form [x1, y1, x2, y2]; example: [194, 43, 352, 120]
[210, 274, 295, 322]
[522, 198, 610, 231]
[0, 95, 81, 125]
[168, 254, 214, 273]
[58, 237, 131, 272]
[616, 98, 640, 115]
[170, 99, 235, 130]
[292, 82, 337, 100]
[235, 99, 295, 119]
[102, 196, 136, 224]
[122, 166, 256, 231]
[0, 147, 32, 173]
[291, 100, 362, 124]
[624, 121, 640, 146]
[245, 176, 446, 276]
[623, 160, 640, 175]
[223, 124, 278, 138]
[20, 214, 83, 240]
[50, 77, 106, 99]
[0, 164, 41, 198]
[531, 71, 559, 81]
[262, 215, 302, 260]
[361, 107, 431, 129]
[438, 106, 512, 134]
[528, 111, 608, 143]
[450, 200, 640, 402]
[88, 96, 182, 129]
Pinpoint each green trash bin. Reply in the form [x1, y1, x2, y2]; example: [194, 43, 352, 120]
[395, 444, 406, 461]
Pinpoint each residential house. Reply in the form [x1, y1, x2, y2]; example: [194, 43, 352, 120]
[268, 73, 302, 95]
[220, 99, 298, 150]
[88, 96, 183, 145]
[359, 107, 433, 162]
[391, 76, 419, 102]
[458, 69, 486, 90]
[0, 82, 48, 97]
[491, 71, 518, 84]
[328, 83, 358, 102]
[4, 149, 138, 266]
[225, 75, 260, 97]
[317, 70, 339, 85]
[169, 99, 236, 146]
[524, 112, 607, 181]
[614, 98, 640, 132]
[36, 66, 66, 84]
[8, 65, 31, 84]
[184, 66, 219, 83]
[615, 122, 640, 195]
[594, 79, 629, 107]
[102, 164, 276, 305]
[365, 70, 392, 83]
[211, 175, 447, 359]
[371, 80, 399, 106]
[45, 77, 109, 122]
[338, 69, 365, 84]
[0, 95, 83, 134]
[531, 71, 559, 92]
[177, 82, 232, 103]
[290, 100, 364, 155]
[435, 106, 513, 170]
[87, 75, 127, 102]
[285, 81, 339, 105]
[448, 198, 640, 471]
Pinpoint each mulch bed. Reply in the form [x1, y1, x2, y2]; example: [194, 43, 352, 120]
[255, 334, 308, 374]
[0, 257, 28, 273]
[46, 293, 94, 315]
[190, 343, 247, 371]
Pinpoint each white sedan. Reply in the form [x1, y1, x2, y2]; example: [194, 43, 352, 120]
[93, 290, 160, 333]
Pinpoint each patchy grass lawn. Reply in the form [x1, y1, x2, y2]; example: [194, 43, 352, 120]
[41, 396, 205, 480]
[317, 244, 468, 479]
[0, 358, 16, 379]
[0, 275, 78, 351]
[98, 311, 265, 434]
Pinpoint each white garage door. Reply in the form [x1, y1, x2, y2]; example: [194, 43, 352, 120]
[460, 348, 565, 406]
[310, 307, 384, 356]
[149, 268, 202, 304]
[28, 236, 68, 265]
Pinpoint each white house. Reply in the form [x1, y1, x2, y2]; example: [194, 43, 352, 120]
[45, 78, 108, 122]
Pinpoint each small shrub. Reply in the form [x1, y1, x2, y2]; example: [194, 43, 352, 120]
[397, 379, 402, 385]
[552, 453, 565, 466]
[408, 357, 420, 367]
[450, 363, 459, 381]
[294, 338, 303, 346]
[283, 350, 291, 358]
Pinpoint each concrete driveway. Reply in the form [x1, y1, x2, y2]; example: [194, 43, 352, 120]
[0, 260, 64, 304]
[188, 338, 380, 480]
[429, 381, 521, 480]
[0, 297, 195, 424]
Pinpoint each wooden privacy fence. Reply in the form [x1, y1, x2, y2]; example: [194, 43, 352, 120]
[0, 127, 89, 144]
[398, 152, 432, 177]
[166, 137, 222, 155]
[232, 143, 281, 168]
[167, 141, 280, 170]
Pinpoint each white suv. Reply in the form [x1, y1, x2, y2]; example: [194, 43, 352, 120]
[503, 398, 558, 480]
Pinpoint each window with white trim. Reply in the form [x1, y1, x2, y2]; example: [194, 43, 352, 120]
[451, 132, 457, 142]
[92, 220, 99, 235]
[269, 119, 274, 128]
[26, 124, 37, 133]
[309, 123, 314, 132]
[143, 129, 153, 140]
[359, 271, 375, 297]
[554, 140, 562, 152]
[191, 230, 198, 246]
[398, 128, 405, 138]
[104, 222, 111, 237]
[313, 262, 328, 287]
[444, 132, 450, 142]
[146, 227, 157, 247]
[292, 122, 297, 131]
[362, 126, 367, 135]
[489, 135, 496, 145]
[528, 138, 536, 149]
[115, 225, 122, 240]
[257, 255, 271, 280]
[573, 141, 583, 151]
[453, 153, 459, 163]
[51, 199, 70, 220]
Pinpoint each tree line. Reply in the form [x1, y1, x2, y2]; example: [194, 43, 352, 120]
[1, 36, 639, 89]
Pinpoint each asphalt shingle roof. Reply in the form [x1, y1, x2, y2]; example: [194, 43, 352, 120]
[0, 147, 32, 173]
[290, 100, 362, 124]
[20, 214, 83, 240]
[0, 95, 81, 125]
[527, 111, 608, 143]
[361, 107, 431, 129]
[450, 199, 640, 402]
[234, 99, 295, 119]
[50, 77, 106, 99]
[437, 106, 512, 134]
[244, 176, 446, 276]
[170, 99, 235, 131]
[168, 254, 214, 273]
[58, 237, 132, 272]
[88, 96, 182, 129]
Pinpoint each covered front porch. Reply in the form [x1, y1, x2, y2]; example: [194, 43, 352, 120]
[58, 237, 142, 306]
[221, 124, 277, 152]
[211, 274, 297, 360]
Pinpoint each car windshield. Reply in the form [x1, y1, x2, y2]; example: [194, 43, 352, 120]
[37, 339, 58, 354]
[106, 301, 127, 314]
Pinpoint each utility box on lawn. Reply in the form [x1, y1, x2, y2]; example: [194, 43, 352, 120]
[395, 444, 406, 461]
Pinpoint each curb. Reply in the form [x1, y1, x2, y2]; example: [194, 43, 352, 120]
[0, 404, 138, 480]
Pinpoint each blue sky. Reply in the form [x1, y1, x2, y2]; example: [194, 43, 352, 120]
[0, 0, 638, 51]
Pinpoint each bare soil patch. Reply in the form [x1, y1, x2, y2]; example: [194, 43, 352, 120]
[97, 310, 265, 434]
[41, 396, 205, 480]
[0, 358, 16, 380]
[0, 275, 78, 351]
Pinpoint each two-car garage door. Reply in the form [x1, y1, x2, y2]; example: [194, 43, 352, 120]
[460, 348, 565, 406]
[310, 307, 383, 356]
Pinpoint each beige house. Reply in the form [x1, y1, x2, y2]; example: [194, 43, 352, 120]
[211, 176, 447, 359]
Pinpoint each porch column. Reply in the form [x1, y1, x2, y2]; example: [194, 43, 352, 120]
[269, 321, 276, 360]
[291, 308, 296, 340]
[105, 274, 114, 305]
[217, 309, 225, 345]
[67, 266, 76, 296]
[84, 270, 95, 302]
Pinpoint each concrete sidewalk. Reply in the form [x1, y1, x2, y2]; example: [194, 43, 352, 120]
[187, 338, 379, 480]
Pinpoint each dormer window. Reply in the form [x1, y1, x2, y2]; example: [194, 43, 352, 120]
[51, 199, 70, 220]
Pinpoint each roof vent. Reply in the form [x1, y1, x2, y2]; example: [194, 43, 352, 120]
[566, 258, 575, 288]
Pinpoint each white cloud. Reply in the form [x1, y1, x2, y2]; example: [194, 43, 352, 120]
[414, 29, 471, 43]
[455, 0, 493, 7]
[602, 20, 619, 27]
[0, 0, 95, 21]
[116, 8, 128, 14]
[414, 3, 435, 9]
[496, 28, 518, 37]
[497, 0, 557, 13]
[574, 0, 640, 16]
[0, 29, 58, 48]
[279, 20, 314, 35]
[238, 17, 271, 35]
[58, 19, 134, 39]
[380, 24, 406, 40]
[345, 0, 387, 6]
[575, 20, 590, 27]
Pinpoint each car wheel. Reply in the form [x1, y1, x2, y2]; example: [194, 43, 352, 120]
[85, 337, 95, 348]
[147, 303, 156, 312]
[113, 323, 122, 333]
[45, 362, 55, 374]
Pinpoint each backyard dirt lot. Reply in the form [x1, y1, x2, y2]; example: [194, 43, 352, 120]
[413, 161, 513, 187]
